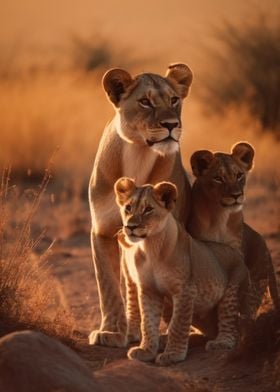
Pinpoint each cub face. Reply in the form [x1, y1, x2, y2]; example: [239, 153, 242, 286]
[103, 64, 193, 156]
[114, 177, 177, 244]
[191, 142, 255, 211]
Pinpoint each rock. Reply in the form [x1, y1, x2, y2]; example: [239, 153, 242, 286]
[96, 359, 190, 391]
[0, 330, 101, 392]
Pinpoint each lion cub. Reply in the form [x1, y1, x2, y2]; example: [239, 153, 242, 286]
[189, 142, 279, 315]
[115, 177, 248, 366]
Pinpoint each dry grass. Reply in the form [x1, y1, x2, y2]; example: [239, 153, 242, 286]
[0, 166, 74, 343]
[0, 71, 108, 185]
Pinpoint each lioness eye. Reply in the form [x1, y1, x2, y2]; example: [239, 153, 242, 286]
[125, 205, 132, 214]
[237, 172, 244, 181]
[139, 98, 152, 108]
[213, 176, 223, 183]
[171, 96, 180, 106]
[144, 206, 153, 214]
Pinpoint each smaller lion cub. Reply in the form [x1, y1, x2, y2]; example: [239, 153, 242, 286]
[114, 177, 248, 366]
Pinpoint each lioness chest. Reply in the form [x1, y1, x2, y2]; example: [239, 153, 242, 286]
[122, 143, 158, 186]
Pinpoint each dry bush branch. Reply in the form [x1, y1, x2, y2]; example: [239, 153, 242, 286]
[0, 165, 74, 344]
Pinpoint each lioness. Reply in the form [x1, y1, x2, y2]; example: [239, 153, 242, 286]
[89, 64, 193, 347]
[115, 178, 248, 365]
[189, 142, 279, 314]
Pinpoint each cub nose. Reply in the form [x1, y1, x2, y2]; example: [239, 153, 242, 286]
[230, 191, 242, 199]
[160, 121, 179, 132]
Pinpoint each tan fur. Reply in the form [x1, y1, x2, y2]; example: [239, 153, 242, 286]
[89, 64, 193, 347]
[115, 178, 248, 365]
[189, 142, 280, 316]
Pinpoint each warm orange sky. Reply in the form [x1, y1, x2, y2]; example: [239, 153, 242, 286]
[1, 0, 279, 70]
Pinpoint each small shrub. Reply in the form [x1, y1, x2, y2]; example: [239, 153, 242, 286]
[200, 17, 280, 136]
[70, 35, 112, 72]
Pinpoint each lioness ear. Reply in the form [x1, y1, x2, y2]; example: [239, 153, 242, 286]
[153, 182, 178, 211]
[190, 150, 214, 177]
[166, 63, 193, 98]
[103, 68, 134, 107]
[231, 142, 255, 171]
[114, 177, 136, 205]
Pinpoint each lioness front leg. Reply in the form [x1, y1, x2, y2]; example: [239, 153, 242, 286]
[206, 284, 239, 352]
[89, 232, 127, 347]
[156, 285, 195, 366]
[122, 257, 141, 343]
[128, 291, 163, 362]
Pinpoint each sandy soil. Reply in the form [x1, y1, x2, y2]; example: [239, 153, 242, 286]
[45, 180, 280, 391]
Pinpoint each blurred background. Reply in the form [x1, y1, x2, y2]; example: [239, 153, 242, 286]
[0, 0, 279, 190]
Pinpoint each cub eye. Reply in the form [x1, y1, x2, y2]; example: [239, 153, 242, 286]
[139, 98, 152, 108]
[143, 206, 154, 214]
[171, 96, 180, 106]
[125, 204, 132, 214]
[213, 176, 223, 184]
[237, 172, 244, 181]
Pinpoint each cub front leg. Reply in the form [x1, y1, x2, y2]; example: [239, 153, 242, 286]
[128, 290, 163, 362]
[156, 285, 196, 366]
[206, 283, 239, 352]
[89, 232, 127, 348]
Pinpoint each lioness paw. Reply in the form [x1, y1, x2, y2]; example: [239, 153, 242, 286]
[156, 351, 186, 366]
[127, 346, 156, 362]
[89, 330, 127, 347]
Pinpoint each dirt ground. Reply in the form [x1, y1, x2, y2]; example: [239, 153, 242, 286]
[43, 178, 280, 392]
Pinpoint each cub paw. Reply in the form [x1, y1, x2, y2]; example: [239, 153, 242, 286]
[127, 346, 157, 362]
[156, 351, 186, 366]
[205, 338, 236, 352]
[89, 330, 127, 347]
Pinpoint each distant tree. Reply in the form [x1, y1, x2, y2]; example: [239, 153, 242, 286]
[201, 17, 280, 136]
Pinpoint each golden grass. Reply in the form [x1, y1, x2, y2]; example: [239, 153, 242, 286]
[0, 71, 111, 185]
[0, 166, 74, 343]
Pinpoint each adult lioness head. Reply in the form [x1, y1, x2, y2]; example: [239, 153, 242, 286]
[103, 64, 193, 155]
[114, 177, 177, 244]
[190, 142, 255, 211]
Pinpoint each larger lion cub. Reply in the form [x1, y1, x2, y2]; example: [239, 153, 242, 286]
[115, 177, 248, 366]
[89, 64, 193, 347]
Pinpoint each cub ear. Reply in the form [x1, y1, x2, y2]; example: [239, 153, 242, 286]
[165, 63, 193, 98]
[102, 68, 134, 107]
[153, 182, 178, 211]
[190, 150, 214, 177]
[231, 142, 255, 171]
[114, 177, 136, 205]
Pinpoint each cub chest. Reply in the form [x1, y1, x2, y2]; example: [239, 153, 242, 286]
[125, 248, 171, 295]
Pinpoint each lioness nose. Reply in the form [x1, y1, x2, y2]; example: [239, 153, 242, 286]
[126, 224, 138, 231]
[160, 121, 179, 132]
